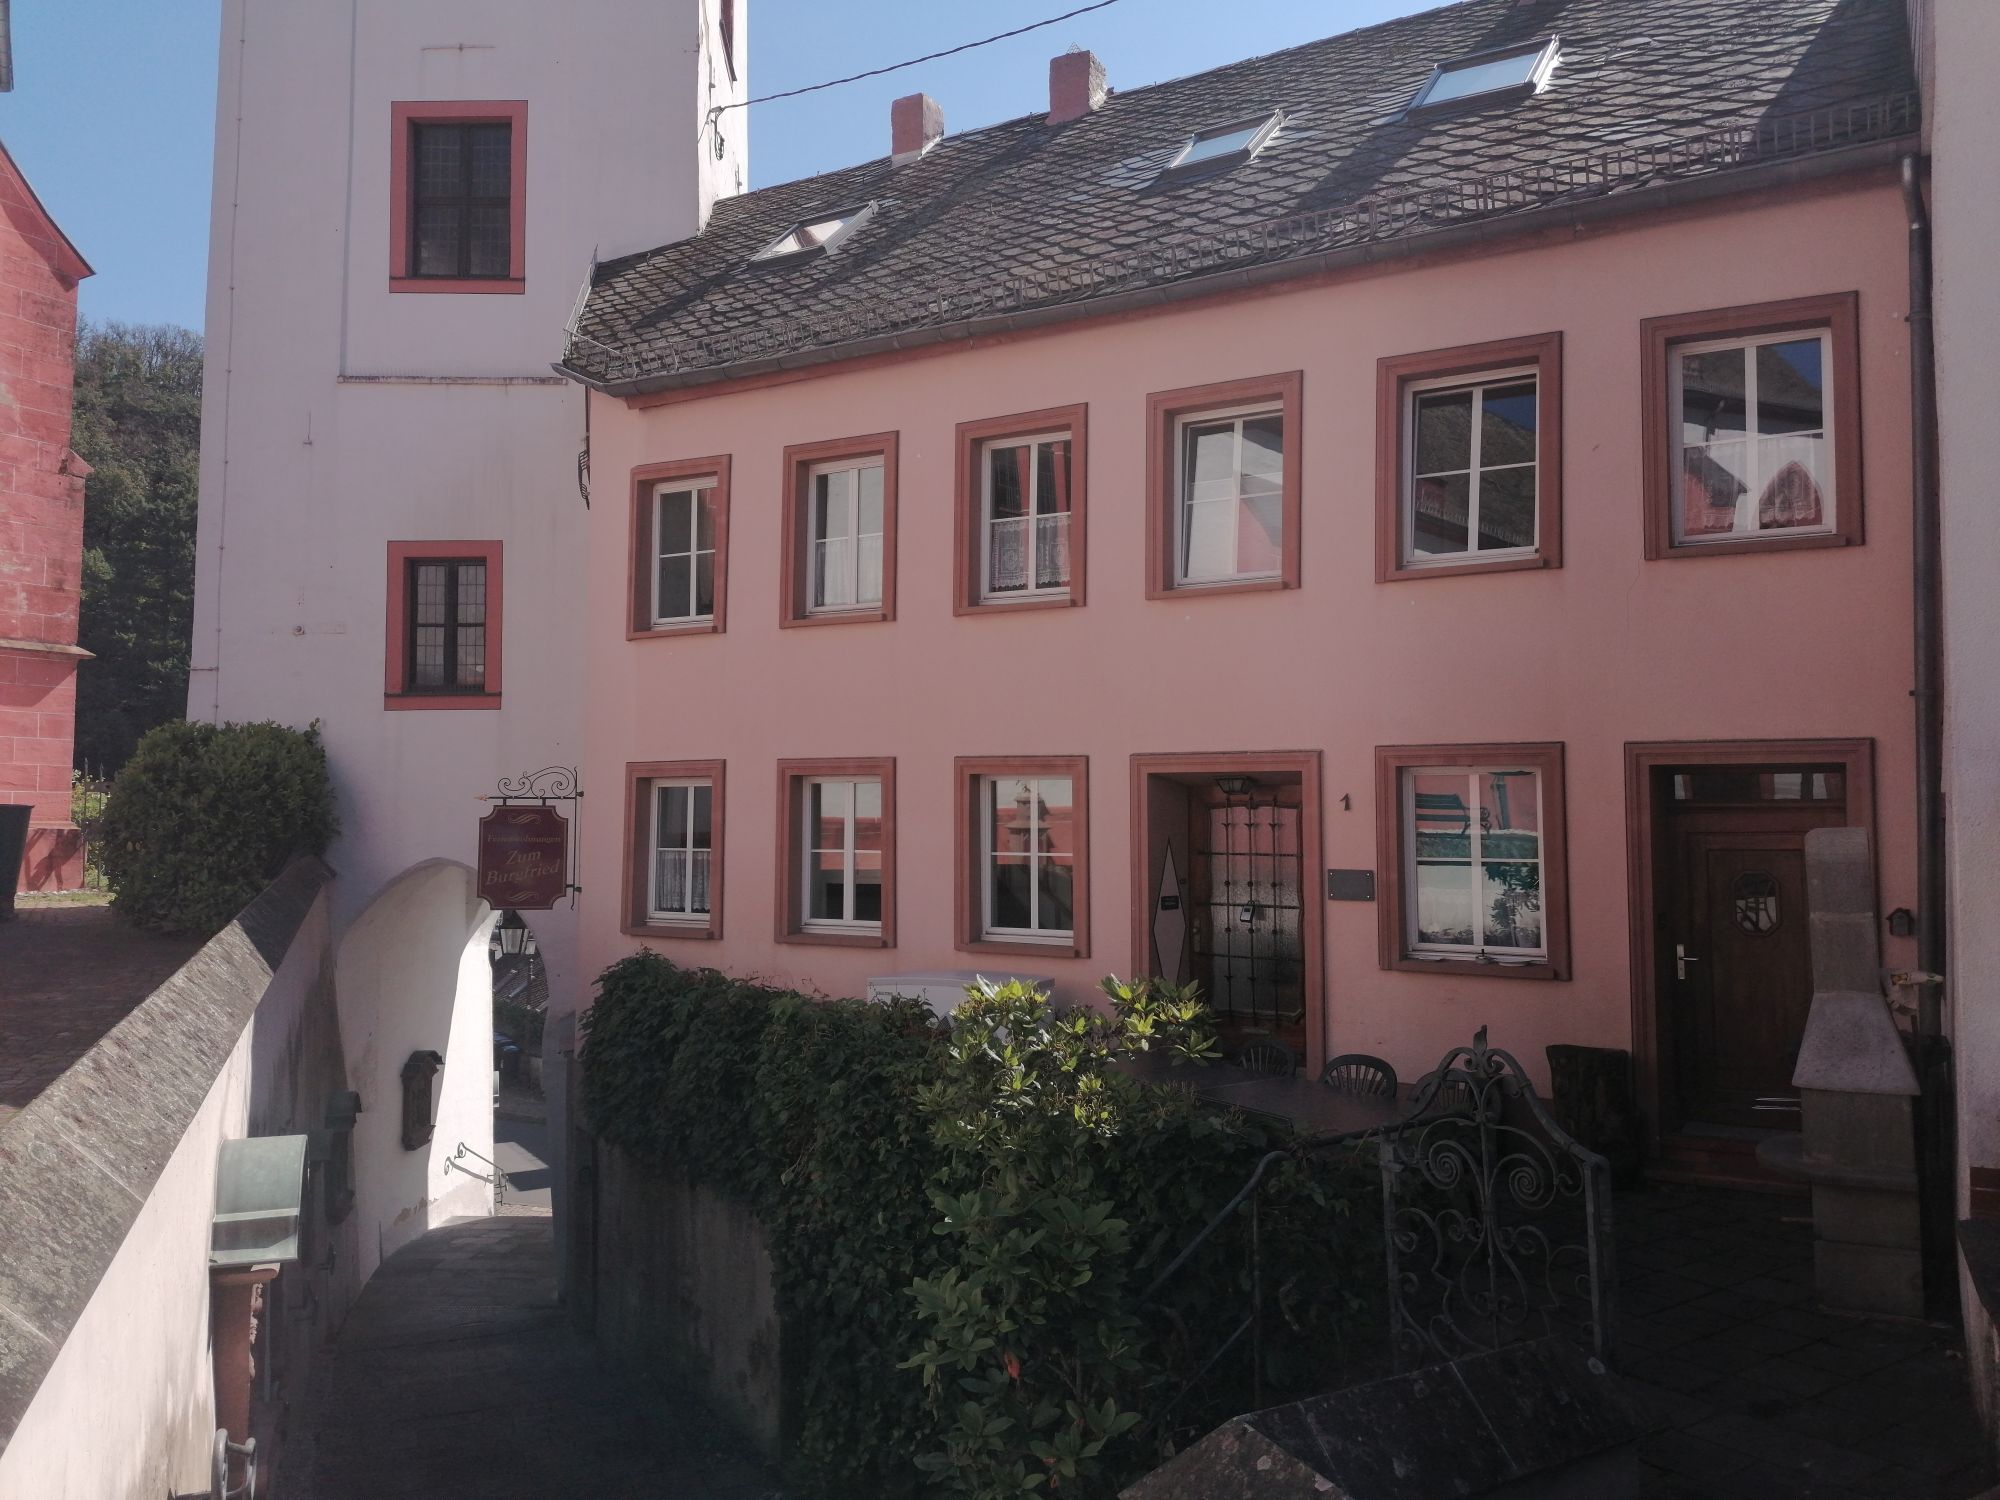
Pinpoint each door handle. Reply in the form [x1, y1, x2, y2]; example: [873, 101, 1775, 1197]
[1675, 943, 1699, 980]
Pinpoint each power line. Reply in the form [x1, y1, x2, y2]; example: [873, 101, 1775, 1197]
[705, 0, 1124, 130]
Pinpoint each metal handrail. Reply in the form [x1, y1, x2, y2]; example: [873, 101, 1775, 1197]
[445, 1140, 513, 1207]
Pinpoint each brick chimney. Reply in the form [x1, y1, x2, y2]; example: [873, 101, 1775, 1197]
[891, 93, 944, 164]
[1048, 49, 1106, 125]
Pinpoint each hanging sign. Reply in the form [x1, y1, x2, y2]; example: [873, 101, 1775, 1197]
[477, 805, 569, 910]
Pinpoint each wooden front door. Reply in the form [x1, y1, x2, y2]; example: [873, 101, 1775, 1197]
[1664, 773, 1846, 1127]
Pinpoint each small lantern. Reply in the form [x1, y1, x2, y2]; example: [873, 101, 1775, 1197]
[1215, 775, 1256, 799]
[400, 1051, 444, 1151]
[494, 909, 530, 957]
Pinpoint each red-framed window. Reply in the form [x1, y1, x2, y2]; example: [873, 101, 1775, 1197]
[389, 101, 527, 294]
[384, 541, 502, 710]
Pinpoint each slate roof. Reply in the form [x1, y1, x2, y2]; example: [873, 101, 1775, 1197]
[562, 0, 1916, 394]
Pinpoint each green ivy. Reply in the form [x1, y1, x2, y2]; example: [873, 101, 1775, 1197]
[96, 718, 337, 935]
[580, 957, 1382, 1499]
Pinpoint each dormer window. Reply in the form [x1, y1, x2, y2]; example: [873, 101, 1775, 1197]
[1159, 111, 1282, 179]
[752, 204, 875, 264]
[1407, 37, 1560, 115]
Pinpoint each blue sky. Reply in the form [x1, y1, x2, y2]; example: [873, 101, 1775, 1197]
[0, 0, 1431, 333]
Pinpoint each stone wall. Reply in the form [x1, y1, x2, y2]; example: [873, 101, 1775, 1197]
[589, 1141, 791, 1459]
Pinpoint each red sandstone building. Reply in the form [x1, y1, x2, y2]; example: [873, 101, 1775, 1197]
[0, 141, 90, 892]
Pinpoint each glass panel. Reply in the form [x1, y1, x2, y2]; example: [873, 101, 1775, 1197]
[413, 125, 464, 196]
[987, 444, 1028, 522]
[1411, 773, 1472, 860]
[657, 786, 690, 852]
[1477, 467, 1536, 551]
[991, 779, 1035, 857]
[1037, 858, 1075, 934]
[1479, 382, 1537, 465]
[1479, 771, 1539, 857]
[1239, 493, 1283, 575]
[858, 464, 884, 536]
[1755, 436, 1826, 530]
[1037, 777, 1074, 848]
[469, 124, 511, 197]
[814, 470, 851, 543]
[1423, 47, 1544, 105]
[1037, 513, 1070, 588]
[853, 780, 883, 850]
[658, 491, 693, 556]
[1414, 862, 1475, 947]
[1411, 473, 1470, 557]
[1181, 498, 1235, 580]
[1241, 416, 1284, 495]
[694, 554, 715, 617]
[1672, 768, 1845, 803]
[689, 785, 712, 850]
[853, 853, 884, 923]
[1757, 339, 1824, 435]
[455, 564, 486, 624]
[1185, 422, 1238, 504]
[1415, 389, 1472, 473]
[857, 534, 882, 606]
[992, 858, 1033, 929]
[1482, 863, 1543, 948]
[988, 516, 1027, 594]
[657, 556, 691, 620]
[1680, 347, 1748, 443]
[455, 624, 484, 689]
[413, 204, 462, 278]
[1679, 441, 1749, 537]
[411, 626, 445, 687]
[695, 493, 717, 550]
[413, 564, 447, 625]
[1037, 440, 1071, 517]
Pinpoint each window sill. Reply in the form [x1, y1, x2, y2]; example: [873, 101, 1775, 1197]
[783, 606, 892, 629]
[629, 618, 722, 641]
[390, 277, 526, 296]
[1382, 552, 1554, 583]
[960, 935, 1086, 961]
[621, 920, 720, 941]
[1653, 529, 1856, 561]
[384, 693, 501, 711]
[957, 592, 1081, 617]
[1150, 575, 1291, 601]
[778, 928, 890, 949]
[1387, 953, 1565, 982]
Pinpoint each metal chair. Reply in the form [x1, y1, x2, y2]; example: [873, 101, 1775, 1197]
[1235, 1037, 1298, 1076]
[1319, 1053, 1397, 1097]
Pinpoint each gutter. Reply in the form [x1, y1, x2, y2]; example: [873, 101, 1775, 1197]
[1900, 153, 1955, 1321]
[555, 137, 1915, 400]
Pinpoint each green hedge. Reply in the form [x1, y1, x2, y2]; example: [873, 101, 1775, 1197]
[582, 957, 1384, 1499]
[97, 719, 337, 934]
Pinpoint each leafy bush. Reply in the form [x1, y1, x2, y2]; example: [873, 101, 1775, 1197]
[581, 958, 1381, 1500]
[97, 719, 338, 934]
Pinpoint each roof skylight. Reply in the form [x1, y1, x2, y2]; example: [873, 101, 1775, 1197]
[1160, 110, 1283, 179]
[1407, 37, 1561, 114]
[752, 204, 875, 263]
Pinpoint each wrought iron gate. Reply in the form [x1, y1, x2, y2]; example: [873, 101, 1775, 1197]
[1191, 794, 1304, 1029]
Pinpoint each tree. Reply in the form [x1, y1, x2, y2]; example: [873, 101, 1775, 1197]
[71, 320, 203, 774]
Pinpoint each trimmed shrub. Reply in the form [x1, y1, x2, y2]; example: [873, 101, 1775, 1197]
[582, 957, 1383, 1499]
[97, 718, 338, 934]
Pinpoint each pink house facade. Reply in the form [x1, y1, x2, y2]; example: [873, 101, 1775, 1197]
[563, 0, 1926, 1164]
[0, 141, 90, 892]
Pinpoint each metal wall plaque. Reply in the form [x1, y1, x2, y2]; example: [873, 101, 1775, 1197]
[477, 805, 569, 910]
[1326, 869, 1376, 902]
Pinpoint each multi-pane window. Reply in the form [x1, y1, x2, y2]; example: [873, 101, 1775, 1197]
[982, 435, 1073, 599]
[410, 121, 512, 280]
[1175, 406, 1284, 584]
[802, 778, 884, 930]
[1405, 372, 1539, 563]
[982, 775, 1076, 941]
[406, 560, 486, 692]
[1671, 329, 1834, 545]
[1404, 766, 1545, 962]
[652, 481, 718, 625]
[809, 459, 884, 612]
[650, 781, 713, 922]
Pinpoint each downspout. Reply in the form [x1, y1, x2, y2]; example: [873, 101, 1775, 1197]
[1902, 153, 1955, 1320]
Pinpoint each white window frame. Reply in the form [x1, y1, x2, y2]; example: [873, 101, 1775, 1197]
[980, 775, 1075, 944]
[648, 779, 713, 924]
[1173, 402, 1285, 586]
[1402, 366, 1540, 568]
[1402, 765, 1547, 964]
[807, 456, 885, 614]
[751, 202, 876, 264]
[1160, 110, 1283, 177]
[979, 431, 1073, 602]
[650, 478, 717, 627]
[1669, 327, 1837, 545]
[800, 776, 882, 933]
[1407, 37, 1561, 114]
